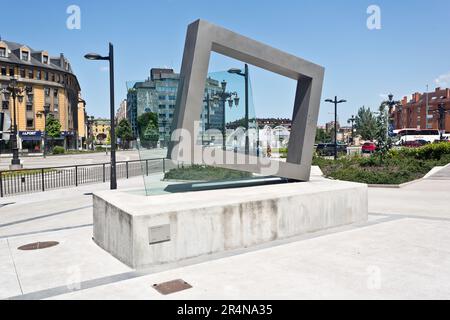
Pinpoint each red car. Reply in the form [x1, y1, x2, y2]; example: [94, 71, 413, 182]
[362, 142, 376, 154]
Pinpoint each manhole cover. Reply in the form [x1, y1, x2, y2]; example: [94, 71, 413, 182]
[18, 241, 59, 251]
[152, 279, 192, 295]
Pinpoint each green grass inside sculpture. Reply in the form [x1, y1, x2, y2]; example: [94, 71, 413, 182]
[164, 164, 252, 181]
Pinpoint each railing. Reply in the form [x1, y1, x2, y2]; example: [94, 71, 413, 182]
[0, 158, 166, 198]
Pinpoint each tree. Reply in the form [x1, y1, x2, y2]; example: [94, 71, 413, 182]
[137, 112, 158, 139]
[143, 122, 159, 148]
[46, 115, 61, 152]
[46, 115, 61, 138]
[375, 103, 392, 163]
[355, 106, 377, 141]
[316, 128, 331, 143]
[116, 119, 133, 149]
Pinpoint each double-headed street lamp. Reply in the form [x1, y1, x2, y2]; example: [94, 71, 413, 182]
[37, 104, 51, 158]
[213, 80, 240, 151]
[347, 115, 356, 145]
[432, 96, 449, 140]
[2, 77, 25, 169]
[228, 64, 250, 154]
[85, 43, 117, 190]
[325, 96, 347, 160]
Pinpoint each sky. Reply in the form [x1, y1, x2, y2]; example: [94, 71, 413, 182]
[1, 0, 450, 125]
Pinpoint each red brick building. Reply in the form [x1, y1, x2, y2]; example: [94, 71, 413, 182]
[390, 87, 450, 132]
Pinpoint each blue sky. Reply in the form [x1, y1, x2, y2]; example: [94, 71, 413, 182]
[2, 0, 450, 125]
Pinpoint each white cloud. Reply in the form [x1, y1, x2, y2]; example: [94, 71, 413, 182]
[99, 66, 109, 72]
[435, 72, 450, 87]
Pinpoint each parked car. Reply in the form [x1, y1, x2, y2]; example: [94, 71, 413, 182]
[316, 143, 347, 156]
[361, 142, 377, 154]
[402, 140, 422, 148]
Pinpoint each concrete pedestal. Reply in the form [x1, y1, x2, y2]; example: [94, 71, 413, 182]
[93, 178, 368, 269]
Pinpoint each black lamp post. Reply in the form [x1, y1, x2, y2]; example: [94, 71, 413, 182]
[2, 77, 24, 169]
[384, 93, 400, 135]
[85, 43, 117, 190]
[347, 115, 356, 145]
[213, 80, 239, 151]
[325, 96, 347, 160]
[37, 104, 51, 158]
[202, 93, 215, 146]
[433, 96, 449, 140]
[228, 64, 250, 154]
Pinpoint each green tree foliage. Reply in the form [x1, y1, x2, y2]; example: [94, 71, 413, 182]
[375, 103, 392, 162]
[137, 112, 158, 138]
[46, 115, 61, 138]
[316, 128, 331, 143]
[116, 119, 133, 149]
[137, 112, 159, 148]
[355, 106, 377, 141]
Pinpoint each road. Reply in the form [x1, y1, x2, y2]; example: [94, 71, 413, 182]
[0, 149, 168, 170]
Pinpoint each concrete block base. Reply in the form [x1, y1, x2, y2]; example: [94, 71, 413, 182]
[93, 178, 368, 269]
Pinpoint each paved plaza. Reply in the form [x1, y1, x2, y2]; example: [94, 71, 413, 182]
[0, 164, 449, 300]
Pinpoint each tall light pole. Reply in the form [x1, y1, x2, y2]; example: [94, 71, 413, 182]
[348, 115, 356, 145]
[228, 64, 250, 154]
[325, 96, 347, 160]
[37, 104, 51, 158]
[85, 43, 117, 190]
[213, 80, 239, 151]
[2, 77, 24, 169]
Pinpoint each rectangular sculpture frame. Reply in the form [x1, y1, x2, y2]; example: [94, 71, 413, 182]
[169, 19, 325, 181]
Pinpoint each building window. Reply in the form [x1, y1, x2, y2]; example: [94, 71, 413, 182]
[44, 71, 49, 81]
[159, 104, 166, 110]
[51, 73, 55, 82]
[44, 88, 50, 97]
[26, 119, 34, 128]
[0, 48, 6, 57]
[26, 104, 33, 111]
[169, 95, 176, 101]
[158, 95, 166, 100]
[20, 68, 25, 78]
[54, 89, 58, 98]
[9, 67, 14, 76]
[21, 51, 29, 61]
[2, 101, 8, 110]
[1, 66, 6, 76]
[36, 70, 41, 80]
[43, 55, 48, 64]
[28, 69, 34, 79]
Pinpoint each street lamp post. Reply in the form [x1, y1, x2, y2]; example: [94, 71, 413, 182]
[228, 64, 250, 154]
[85, 43, 117, 190]
[213, 80, 239, 151]
[202, 93, 215, 146]
[347, 115, 356, 145]
[2, 77, 24, 169]
[325, 96, 347, 160]
[433, 96, 449, 141]
[37, 104, 51, 158]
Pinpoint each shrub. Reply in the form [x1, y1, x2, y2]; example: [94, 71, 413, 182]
[52, 146, 65, 155]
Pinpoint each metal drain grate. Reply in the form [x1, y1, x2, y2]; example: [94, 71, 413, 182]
[152, 279, 192, 295]
[18, 241, 60, 251]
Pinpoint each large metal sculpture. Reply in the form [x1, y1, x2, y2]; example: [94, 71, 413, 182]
[169, 19, 325, 181]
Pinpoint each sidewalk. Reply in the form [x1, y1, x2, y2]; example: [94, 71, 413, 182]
[1, 170, 450, 300]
